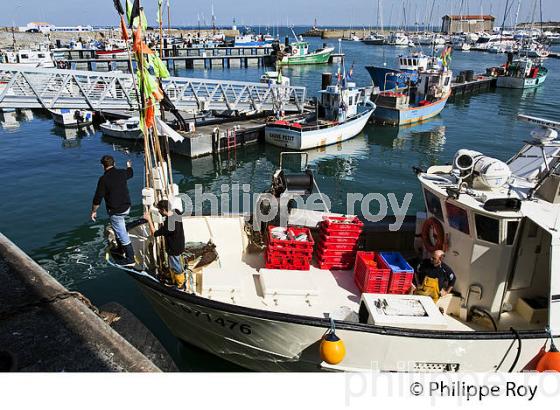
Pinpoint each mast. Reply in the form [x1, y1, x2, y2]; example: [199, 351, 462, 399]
[211, 1, 216, 35]
[167, 0, 171, 39]
[513, 0, 521, 32]
[158, 0, 164, 58]
[459, 0, 464, 34]
[376, 0, 380, 31]
[428, 0, 436, 34]
[380, 0, 384, 34]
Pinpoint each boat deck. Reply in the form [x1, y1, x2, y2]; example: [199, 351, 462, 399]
[130, 215, 542, 334]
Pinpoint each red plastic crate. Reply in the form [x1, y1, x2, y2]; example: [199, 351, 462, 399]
[354, 275, 389, 293]
[387, 272, 414, 294]
[265, 252, 310, 270]
[320, 226, 362, 239]
[317, 241, 359, 252]
[267, 246, 313, 258]
[316, 247, 357, 259]
[321, 216, 364, 233]
[319, 232, 360, 245]
[317, 260, 354, 270]
[317, 252, 356, 264]
[353, 251, 392, 293]
[268, 226, 314, 251]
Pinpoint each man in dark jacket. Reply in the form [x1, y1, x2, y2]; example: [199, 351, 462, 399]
[91, 155, 135, 266]
[413, 250, 456, 301]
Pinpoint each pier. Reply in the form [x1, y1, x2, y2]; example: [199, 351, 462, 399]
[56, 46, 276, 71]
[0, 232, 169, 371]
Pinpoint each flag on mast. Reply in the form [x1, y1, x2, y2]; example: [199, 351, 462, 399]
[156, 0, 163, 24]
[113, 0, 125, 15]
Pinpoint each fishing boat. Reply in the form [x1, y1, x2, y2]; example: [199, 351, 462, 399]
[234, 34, 271, 48]
[99, 117, 143, 140]
[1, 48, 55, 68]
[49, 108, 93, 128]
[276, 28, 334, 66]
[496, 56, 548, 89]
[387, 32, 411, 47]
[363, 0, 386, 45]
[276, 41, 334, 66]
[365, 52, 440, 91]
[372, 65, 453, 126]
[453, 42, 471, 52]
[109, 115, 560, 372]
[264, 80, 375, 150]
[260, 71, 290, 87]
[362, 33, 386, 45]
[96, 49, 129, 59]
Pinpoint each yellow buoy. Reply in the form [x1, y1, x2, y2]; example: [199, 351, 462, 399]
[320, 330, 346, 365]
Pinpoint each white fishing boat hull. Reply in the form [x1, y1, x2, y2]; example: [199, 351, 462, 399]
[265, 105, 375, 150]
[133, 275, 550, 372]
[496, 74, 547, 89]
[49, 109, 93, 128]
[99, 121, 143, 140]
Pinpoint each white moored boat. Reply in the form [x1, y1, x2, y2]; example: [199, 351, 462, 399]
[110, 115, 560, 372]
[2, 48, 55, 68]
[265, 81, 375, 150]
[99, 117, 143, 140]
[49, 108, 93, 128]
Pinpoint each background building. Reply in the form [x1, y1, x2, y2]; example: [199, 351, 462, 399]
[18, 22, 53, 33]
[441, 15, 495, 33]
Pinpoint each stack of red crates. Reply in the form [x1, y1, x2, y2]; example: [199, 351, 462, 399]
[353, 251, 392, 293]
[316, 216, 363, 270]
[265, 226, 314, 270]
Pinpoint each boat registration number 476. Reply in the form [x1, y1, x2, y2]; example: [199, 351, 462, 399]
[269, 133, 294, 142]
[162, 295, 252, 335]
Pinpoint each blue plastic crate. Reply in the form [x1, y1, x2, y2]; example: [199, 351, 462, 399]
[380, 252, 414, 274]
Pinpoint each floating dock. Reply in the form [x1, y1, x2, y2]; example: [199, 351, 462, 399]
[169, 117, 267, 158]
[0, 232, 172, 372]
[450, 74, 496, 97]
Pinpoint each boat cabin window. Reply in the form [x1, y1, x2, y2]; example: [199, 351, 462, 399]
[506, 220, 519, 245]
[445, 202, 470, 235]
[38, 53, 45, 58]
[424, 189, 444, 221]
[475, 214, 500, 244]
[444, 77, 450, 86]
[20, 54, 29, 59]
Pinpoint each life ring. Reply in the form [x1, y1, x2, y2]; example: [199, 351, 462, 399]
[422, 217, 445, 253]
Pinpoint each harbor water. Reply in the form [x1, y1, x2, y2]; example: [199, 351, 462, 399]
[1, 36, 559, 370]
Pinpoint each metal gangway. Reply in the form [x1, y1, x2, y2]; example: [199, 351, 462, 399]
[0, 64, 306, 113]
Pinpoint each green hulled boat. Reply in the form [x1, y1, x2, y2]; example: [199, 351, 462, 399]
[277, 41, 334, 66]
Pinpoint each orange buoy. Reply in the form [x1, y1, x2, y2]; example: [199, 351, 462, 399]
[320, 319, 346, 365]
[536, 342, 560, 372]
[320, 332, 346, 365]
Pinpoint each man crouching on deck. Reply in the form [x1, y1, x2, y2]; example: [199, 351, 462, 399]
[145, 200, 186, 290]
[91, 155, 136, 266]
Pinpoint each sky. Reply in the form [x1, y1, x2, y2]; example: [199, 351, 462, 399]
[2, 0, 560, 28]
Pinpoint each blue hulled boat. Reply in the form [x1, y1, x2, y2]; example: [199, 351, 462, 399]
[372, 67, 453, 126]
